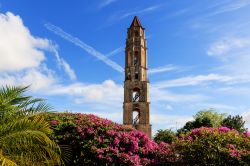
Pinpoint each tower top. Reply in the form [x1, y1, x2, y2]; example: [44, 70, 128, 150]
[130, 16, 142, 28]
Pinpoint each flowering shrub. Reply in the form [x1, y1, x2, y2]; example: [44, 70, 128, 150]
[176, 127, 250, 165]
[46, 113, 250, 165]
[46, 113, 175, 166]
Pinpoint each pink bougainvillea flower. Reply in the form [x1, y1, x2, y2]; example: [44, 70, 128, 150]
[50, 120, 59, 125]
[227, 144, 235, 150]
[219, 126, 231, 133]
[243, 131, 250, 137]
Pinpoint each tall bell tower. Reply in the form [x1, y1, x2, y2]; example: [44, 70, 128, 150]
[123, 16, 151, 138]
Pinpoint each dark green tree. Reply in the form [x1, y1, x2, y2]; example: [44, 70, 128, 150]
[177, 117, 213, 134]
[154, 129, 176, 144]
[177, 109, 225, 135]
[221, 115, 246, 132]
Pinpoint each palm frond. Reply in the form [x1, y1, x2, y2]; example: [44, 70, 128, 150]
[0, 86, 63, 165]
[0, 86, 29, 105]
[0, 150, 17, 166]
[59, 145, 73, 164]
[0, 115, 52, 137]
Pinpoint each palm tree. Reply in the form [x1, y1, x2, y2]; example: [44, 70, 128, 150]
[0, 86, 63, 165]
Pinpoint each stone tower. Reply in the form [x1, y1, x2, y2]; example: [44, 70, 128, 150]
[123, 16, 151, 138]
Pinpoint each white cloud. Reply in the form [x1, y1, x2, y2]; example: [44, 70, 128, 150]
[48, 80, 123, 104]
[85, 111, 123, 124]
[0, 12, 58, 91]
[152, 74, 232, 89]
[218, 86, 250, 95]
[19, 69, 56, 91]
[242, 110, 250, 130]
[0, 12, 76, 83]
[151, 114, 193, 127]
[194, 103, 237, 112]
[151, 87, 209, 103]
[0, 12, 47, 72]
[207, 37, 250, 59]
[165, 104, 173, 111]
[0, 67, 56, 91]
[207, 36, 250, 80]
[209, 0, 250, 16]
[151, 114, 193, 135]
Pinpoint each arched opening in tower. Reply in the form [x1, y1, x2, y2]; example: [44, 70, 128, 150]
[132, 88, 140, 102]
[135, 72, 139, 80]
[127, 51, 131, 66]
[134, 31, 139, 37]
[134, 51, 139, 66]
[132, 110, 140, 125]
[126, 72, 131, 80]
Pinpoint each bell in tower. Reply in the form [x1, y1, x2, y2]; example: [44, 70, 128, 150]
[123, 16, 152, 138]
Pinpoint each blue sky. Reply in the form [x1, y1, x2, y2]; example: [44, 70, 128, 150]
[1, 0, 250, 134]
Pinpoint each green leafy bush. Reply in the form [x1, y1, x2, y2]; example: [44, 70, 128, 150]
[222, 115, 246, 132]
[154, 129, 177, 144]
[177, 109, 226, 134]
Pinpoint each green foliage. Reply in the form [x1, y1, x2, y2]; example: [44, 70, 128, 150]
[177, 117, 213, 134]
[177, 109, 226, 134]
[222, 115, 246, 132]
[194, 109, 226, 127]
[0, 86, 63, 165]
[154, 129, 177, 144]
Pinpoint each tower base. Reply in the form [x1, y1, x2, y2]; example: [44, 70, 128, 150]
[135, 124, 152, 138]
[123, 124, 152, 138]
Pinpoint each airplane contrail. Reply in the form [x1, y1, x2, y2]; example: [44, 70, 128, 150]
[45, 23, 177, 75]
[106, 47, 123, 58]
[44, 23, 124, 73]
[148, 65, 179, 75]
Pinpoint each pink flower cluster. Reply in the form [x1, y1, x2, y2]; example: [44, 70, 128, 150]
[49, 113, 174, 166]
[50, 119, 59, 125]
[178, 126, 250, 164]
[243, 131, 250, 137]
[189, 126, 238, 138]
[91, 130, 160, 165]
[227, 144, 240, 158]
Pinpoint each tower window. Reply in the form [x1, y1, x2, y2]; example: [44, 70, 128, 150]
[132, 88, 140, 102]
[132, 110, 139, 125]
[135, 72, 139, 80]
[135, 31, 139, 37]
[126, 72, 131, 80]
[135, 51, 138, 56]
[127, 51, 131, 66]
[134, 51, 139, 65]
